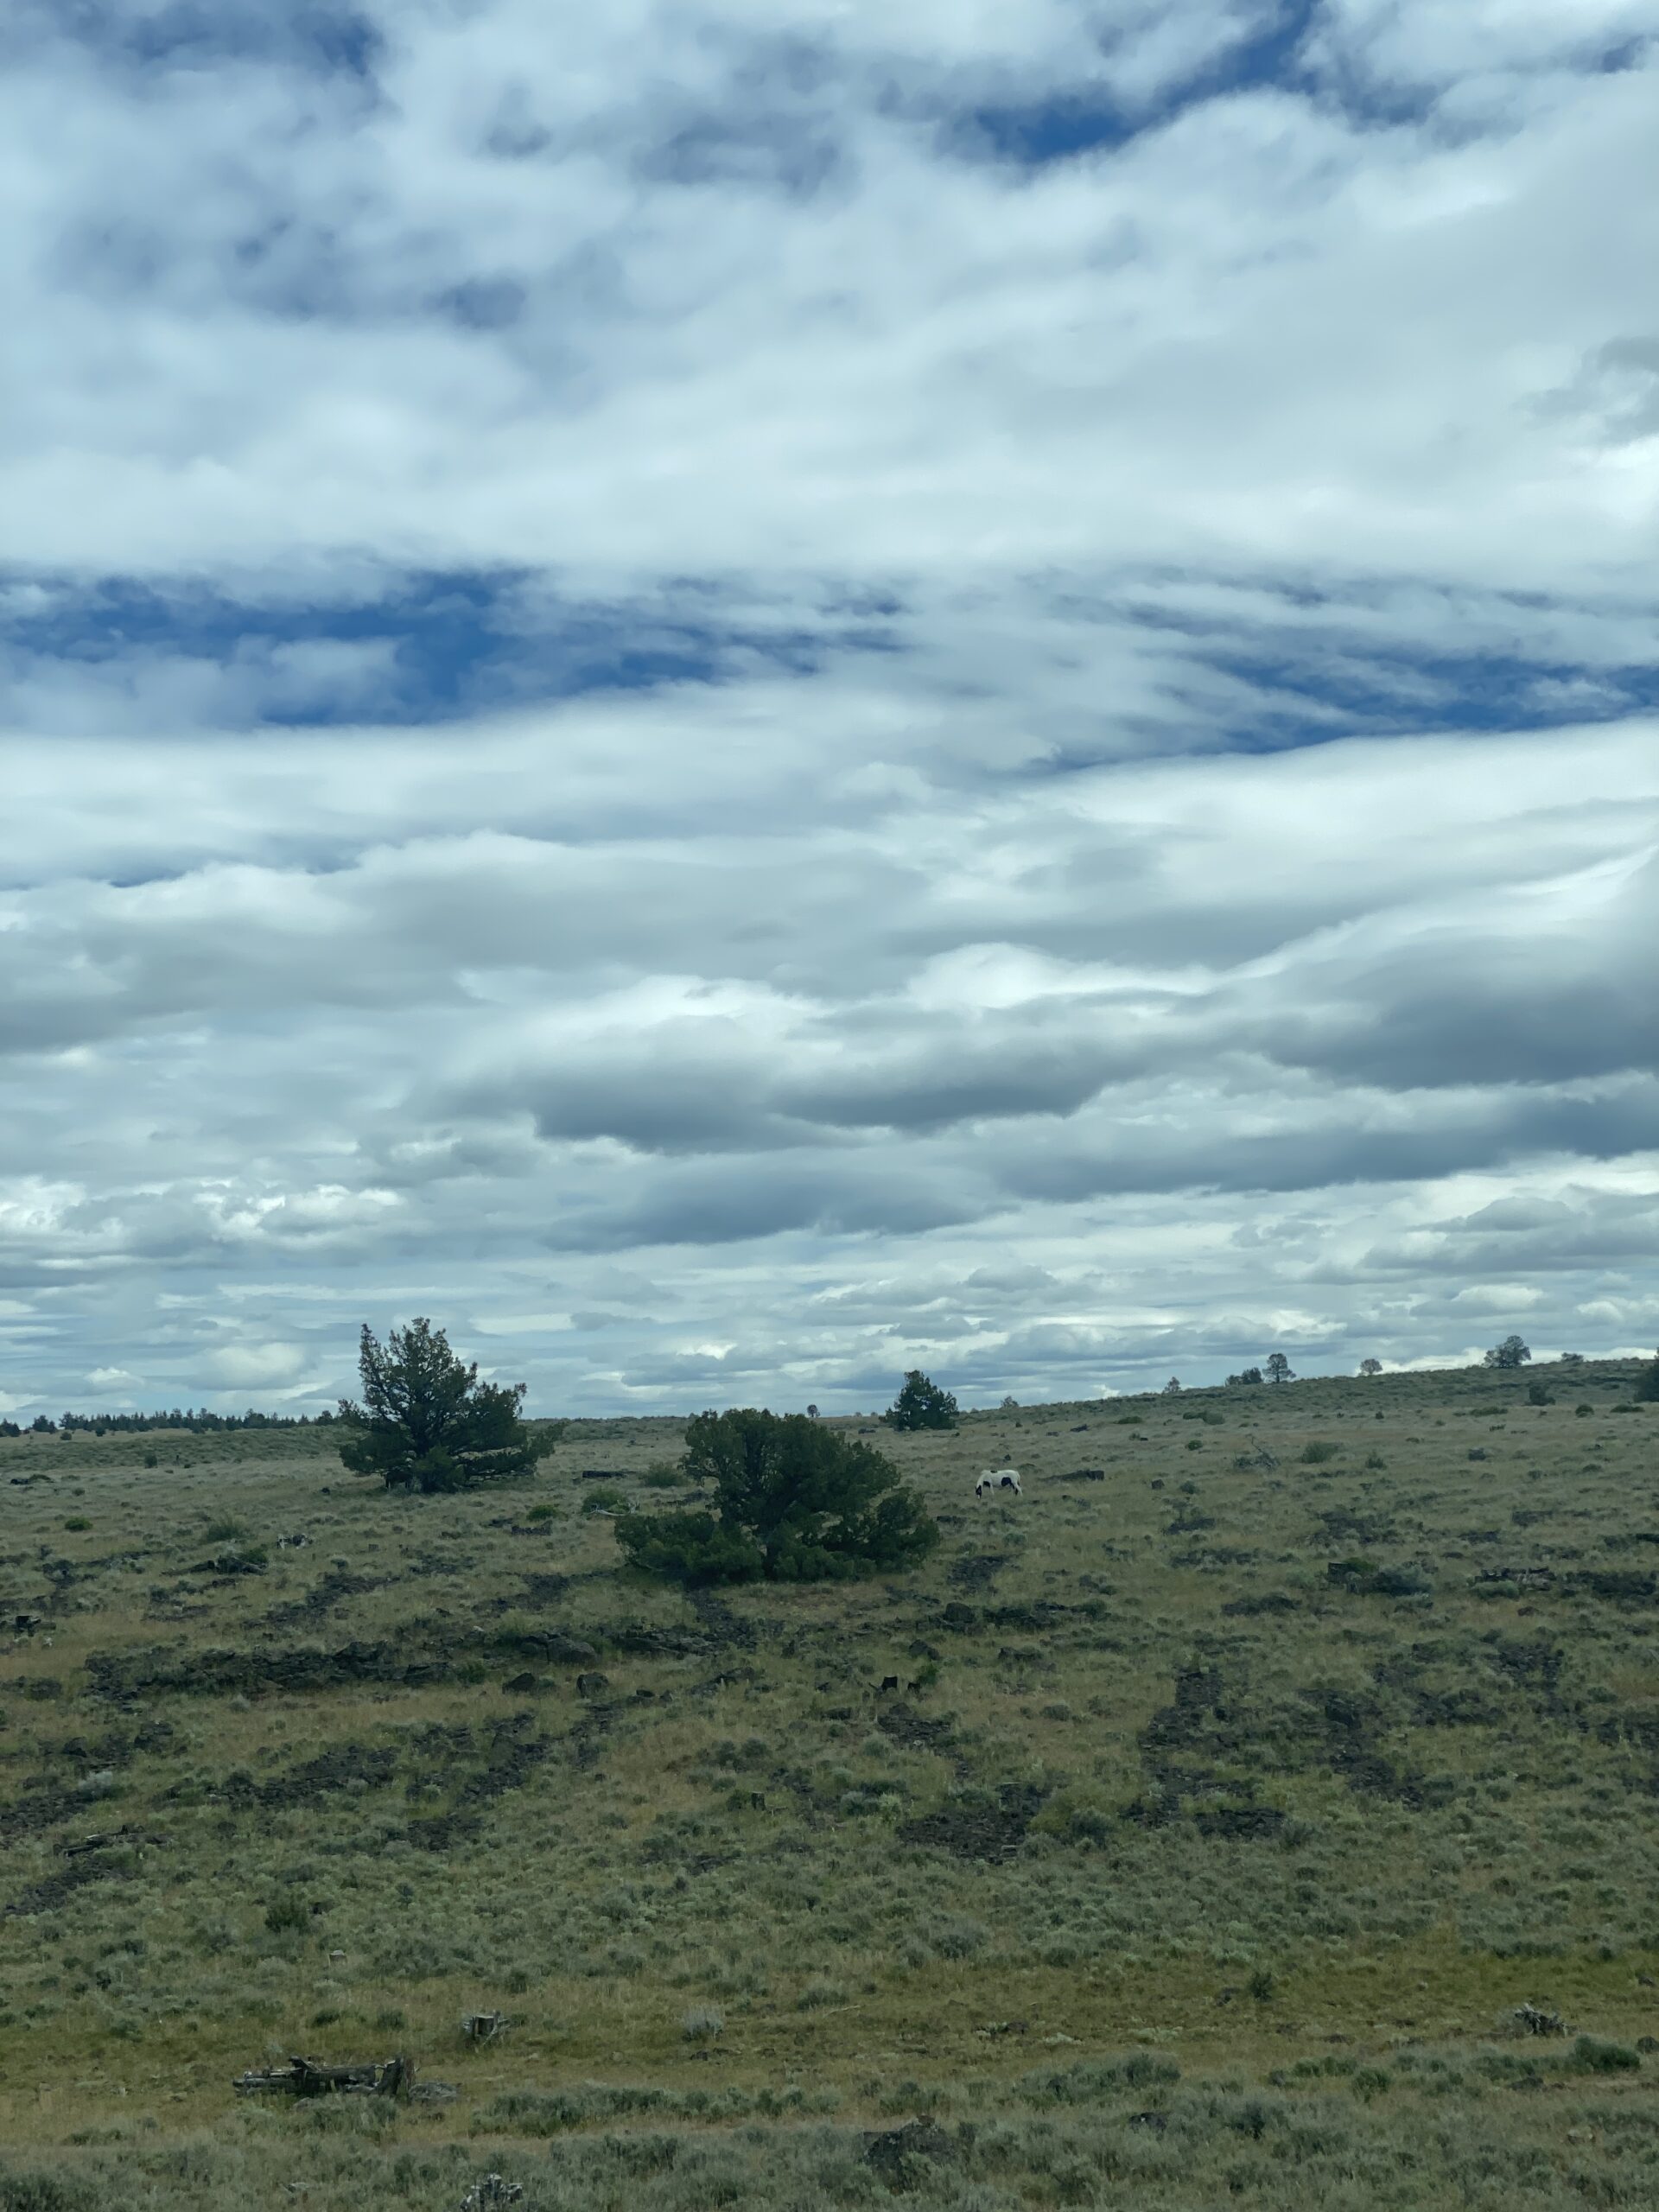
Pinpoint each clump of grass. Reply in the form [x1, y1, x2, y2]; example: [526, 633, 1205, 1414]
[681, 2004, 724, 2041]
[1300, 1441, 1340, 1465]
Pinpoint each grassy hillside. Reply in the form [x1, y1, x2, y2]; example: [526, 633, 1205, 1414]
[2, 1360, 1657, 2208]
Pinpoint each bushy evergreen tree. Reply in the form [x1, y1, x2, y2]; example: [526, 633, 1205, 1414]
[336, 1319, 549, 1493]
[616, 1408, 938, 1585]
[884, 1370, 958, 1431]
[1484, 1335, 1531, 1370]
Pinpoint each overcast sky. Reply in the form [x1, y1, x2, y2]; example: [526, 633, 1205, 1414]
[3, 3, 1657, 1418]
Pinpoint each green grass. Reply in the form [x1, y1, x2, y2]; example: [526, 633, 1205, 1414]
[3, 1363, 1658, 2205]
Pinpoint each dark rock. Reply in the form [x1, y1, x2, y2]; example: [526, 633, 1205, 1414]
[863, 2116, 957, 2191]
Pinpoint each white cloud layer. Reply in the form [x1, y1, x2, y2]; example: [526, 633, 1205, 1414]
[2, 3, 1656, 1410]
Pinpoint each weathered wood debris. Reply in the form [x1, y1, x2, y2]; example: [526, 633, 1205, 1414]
[459, 2180, 523, 2210]
[233, 2053, 412, 2099]
[1510, 2004, 1567, 2037]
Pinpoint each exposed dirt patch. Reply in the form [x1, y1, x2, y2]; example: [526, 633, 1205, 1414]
[261, 1569, 386, 1629]
[899, 1783, 1047, 1861]
[211, 1743, 400, 1812]
[1192, 1803, 1287, 1840]
[518, 1573, 572, 1609]
[4, 1840, 155, 1918]
[1306, 1688, 1424, 1805]
[686, 1590, 758, 1649]
[1221, 1591, 1298, 1617]
[877, 1701, 957, 1754]
[0, 1784, 88, 1846]
[949, 1554, 1007, 1592]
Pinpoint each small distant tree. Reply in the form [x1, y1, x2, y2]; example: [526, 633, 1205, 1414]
[1265, 1353, 1294, 1385]
[1558, 1351, 1584, 1367]
[1163, 1377, 1182, 1394]
[1633, 1352, 1659, 1404]
[615, 1408, 938, 1585]
[885, 1370, 958, 1431]
[1226, 1369, 1263, 1387]
[805, 1402, 819, 1418]
[336, 1319, 550, 1493]
[1483, 1335, 1531, 1370]
[1359, 1357, 1382, 1377]
[1001, 1395, 1019, 1410]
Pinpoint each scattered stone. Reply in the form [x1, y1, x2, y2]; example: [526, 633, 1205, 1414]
[862, 2116, 957, 2192]
[899, 1782, 1046, 1861]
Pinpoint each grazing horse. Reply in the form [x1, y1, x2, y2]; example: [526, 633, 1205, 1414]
[976, 1468, 1023, 1500]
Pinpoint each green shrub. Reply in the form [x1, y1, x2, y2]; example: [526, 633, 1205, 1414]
[1033, 1785, 1117, 1847]
[1326, 1557, 1429, 1598]
[581, 1485, 626, 1514]
[263, 1893, 311, 1937]
[1572, 2034, 1641, 2073]
[617, 1409, 938, 1586]
[1300, 1441, 1340, 1465]
[614, 1510, 766, 1586]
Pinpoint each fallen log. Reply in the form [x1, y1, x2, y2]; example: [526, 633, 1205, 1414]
[234, 2053, 412, 2099]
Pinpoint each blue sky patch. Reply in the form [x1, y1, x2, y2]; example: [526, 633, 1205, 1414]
[30, 0, 385, 83]
[0, 571, 911, 728]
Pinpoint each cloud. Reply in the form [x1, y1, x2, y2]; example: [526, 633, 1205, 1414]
[200, 1343, 308, 1389]
[1, 7, 1656, 1409]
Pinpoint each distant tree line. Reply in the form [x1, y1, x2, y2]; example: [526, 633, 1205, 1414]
[1, 1407, 327, 1439]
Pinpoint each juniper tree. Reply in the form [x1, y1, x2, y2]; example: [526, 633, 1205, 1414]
[616, 1408, 938, 1584]
[884, 1369, 959, 1431]
[336, 1319, 550, 1493]
[1484, 1335, 1532, 1370]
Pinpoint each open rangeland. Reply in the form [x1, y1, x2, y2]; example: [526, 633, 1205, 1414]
[3, 1360, 1657, 2208]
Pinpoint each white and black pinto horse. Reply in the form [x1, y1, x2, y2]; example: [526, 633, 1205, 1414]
[975, 1467, 1023, 1500]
